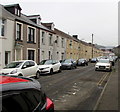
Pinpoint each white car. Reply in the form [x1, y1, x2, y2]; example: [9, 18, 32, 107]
[95, 59, 112, 71]
[38, 60, 61, 75]
[0, 60, 40, 78]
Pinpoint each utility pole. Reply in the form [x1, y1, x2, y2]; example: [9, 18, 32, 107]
[92, 34, 94, 58]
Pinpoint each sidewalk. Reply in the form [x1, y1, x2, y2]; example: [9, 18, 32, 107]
[95, 61, 119, 111]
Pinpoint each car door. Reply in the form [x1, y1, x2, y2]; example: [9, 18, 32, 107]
[52, 60, 57, 72]
[21, 61, 32, 77]
[29, 61, 37, 76]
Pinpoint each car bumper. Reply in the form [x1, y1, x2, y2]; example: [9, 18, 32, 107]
[61, 65, 71, 69]
[95, 66, 111, 71]
[39, 68, 50, 74]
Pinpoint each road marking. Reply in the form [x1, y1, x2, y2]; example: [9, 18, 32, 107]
[97, 73, 109, 86]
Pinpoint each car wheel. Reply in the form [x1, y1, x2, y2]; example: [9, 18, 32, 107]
[58, 67, 62, 72]
[50, 69, 53, 75]
[36, 71, 40, 79]
[18, 74, 23, 76]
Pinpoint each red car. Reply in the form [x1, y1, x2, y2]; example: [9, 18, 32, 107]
[1, 74, 54, 112]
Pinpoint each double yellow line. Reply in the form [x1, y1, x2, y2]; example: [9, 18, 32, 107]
[97, 73, 109, 86]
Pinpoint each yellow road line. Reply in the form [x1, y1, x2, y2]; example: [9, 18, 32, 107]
[97, 73, 109, 86]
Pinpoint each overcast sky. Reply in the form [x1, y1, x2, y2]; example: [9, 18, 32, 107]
[1, 0, 119, 47]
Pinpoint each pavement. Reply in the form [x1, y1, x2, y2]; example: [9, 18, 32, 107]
[94, 60, 119, 111]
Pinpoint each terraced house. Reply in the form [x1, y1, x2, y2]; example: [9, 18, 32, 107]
[0, 4, 15, 69]
[0, 3, 104, 69]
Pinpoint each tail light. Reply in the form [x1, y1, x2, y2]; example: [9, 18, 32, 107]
[46, 97, 54, 111]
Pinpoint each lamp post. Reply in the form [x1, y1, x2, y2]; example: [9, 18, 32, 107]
[92, 34, 94, 58]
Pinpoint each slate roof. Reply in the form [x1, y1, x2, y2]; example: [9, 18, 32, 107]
[1, 4, 55, 34]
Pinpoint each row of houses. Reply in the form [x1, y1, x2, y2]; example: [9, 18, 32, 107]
[0, 4, 104, 69]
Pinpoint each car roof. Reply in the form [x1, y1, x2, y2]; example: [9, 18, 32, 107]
[11, 60, 35, 63]
[0, 75, 41, 93]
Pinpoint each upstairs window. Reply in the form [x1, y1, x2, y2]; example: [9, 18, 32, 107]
[61, 38, 64, 48]
[41, 31, 45, 45]
[49, 34, 53, 46]
[16, 23, 21, 40]
[15, 8, 21, 16]
[28, 27, 35, 43]
[1, 19, 5, 36]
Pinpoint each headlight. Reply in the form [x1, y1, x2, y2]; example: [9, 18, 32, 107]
[95, 65, 99, 67]
[10, 69, 18, 74]
[44, 67, 50, 69]
[106, 65, 110, 67]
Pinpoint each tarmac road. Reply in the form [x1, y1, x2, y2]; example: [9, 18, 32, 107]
[37, 63, 112, 110]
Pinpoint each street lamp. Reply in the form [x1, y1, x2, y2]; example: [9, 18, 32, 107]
[92, 34, 94, 58]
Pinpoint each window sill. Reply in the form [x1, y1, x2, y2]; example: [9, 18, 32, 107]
[27, 41, 36, 44]
[15, 39, 23, 42]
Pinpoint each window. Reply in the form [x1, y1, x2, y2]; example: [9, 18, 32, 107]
[49, 34, 52, 46]
[61, 38, 64, 48]
[29, 61, 35, 67]
[28, 27, 35, 43]
[5, 51, 10, 65]
[3, 93, 30, 112]
[42, 51, 45, 60]
[56, 36, 59, 46]
[61, 53, 64, 60]
[15, 8, 21, 16]
[28, 50, 35, 61]
[16, 23, 21, 40]
[1, 19, 5, 36]
[48, 51, 51, 59]
[70, 40, 72, 48]
[41, 32, 45, 44]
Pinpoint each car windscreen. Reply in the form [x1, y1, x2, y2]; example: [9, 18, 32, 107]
[98, 60, 109, 63]
[78, 59, 84, 62]
[63, 59, 71, 63]
[39, 60, 52, 65]
[4, 62, 23, 69]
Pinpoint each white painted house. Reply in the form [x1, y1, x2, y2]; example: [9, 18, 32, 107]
[0, 5, 14, 69]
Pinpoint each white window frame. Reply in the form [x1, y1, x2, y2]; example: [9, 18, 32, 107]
[41, 31, 45, 45]
[0, 19, 5, 37]
[16, 22, 23, 40]
[27, 25, 36, 43]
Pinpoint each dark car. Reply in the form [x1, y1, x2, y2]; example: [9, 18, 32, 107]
[77, 58, 88, 66]
[90, 58, 97, 63]
[1, 74, 54, 112]
[61, 59, 77, 69]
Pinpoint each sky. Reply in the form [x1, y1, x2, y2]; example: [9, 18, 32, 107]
[1, 0, 119, 47]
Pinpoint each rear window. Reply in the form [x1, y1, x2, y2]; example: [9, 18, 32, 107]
[2, 90, 46, 112]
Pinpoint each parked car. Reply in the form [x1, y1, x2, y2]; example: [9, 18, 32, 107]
[38, 59, 61, 75]
[61, 59, 77, 69]
[77, 58, 88, 66]
[91, 58, 98, 63]
[1, 74, 54, 112]
[0, 60, 40, 79]
[108, 56, 115, 66]
[95, 59, 112, 71]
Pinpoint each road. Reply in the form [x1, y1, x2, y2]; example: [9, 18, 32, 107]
[37, 63, 112, 110]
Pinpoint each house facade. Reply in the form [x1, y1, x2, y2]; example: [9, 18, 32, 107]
[0, 3, 104, 70]
[0, 5, 15, 69]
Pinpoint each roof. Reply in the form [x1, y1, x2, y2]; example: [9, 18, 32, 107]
[4, 4, 22, 10]
[0, 75, 41, 93]
[1, 4, 55, 34]
[54, 28, 80, 42]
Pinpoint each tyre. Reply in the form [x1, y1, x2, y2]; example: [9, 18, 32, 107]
[35, 71, 40, 79]
[58, 67, 62, 72]
[50, 69, 53, 75]
[18, 74, 23, 76]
